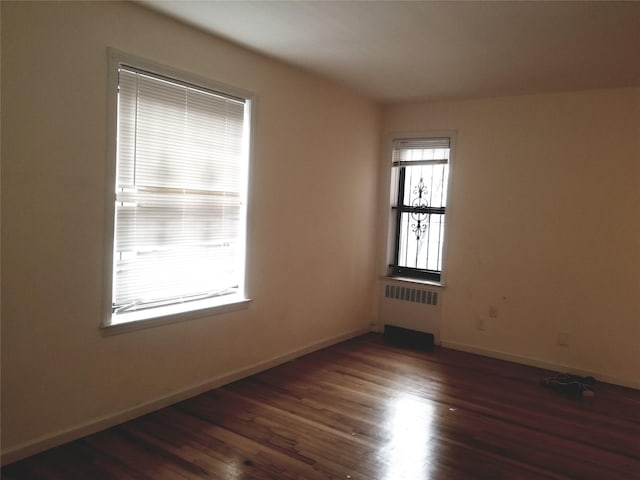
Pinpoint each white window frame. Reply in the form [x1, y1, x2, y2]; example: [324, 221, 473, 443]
[102, 49, 255, 331]
[383, 132, 455, 287]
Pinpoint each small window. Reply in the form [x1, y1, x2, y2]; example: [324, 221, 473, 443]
[389, 137, 451, 283]
[105, 53, 252, 326]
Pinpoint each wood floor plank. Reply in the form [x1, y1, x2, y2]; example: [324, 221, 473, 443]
[3, 333, 639, 479]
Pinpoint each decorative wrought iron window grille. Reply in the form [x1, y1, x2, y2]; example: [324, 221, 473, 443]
[390, 138, 450, 282]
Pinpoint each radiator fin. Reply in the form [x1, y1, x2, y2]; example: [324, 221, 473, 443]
[384, 285, 438, 306]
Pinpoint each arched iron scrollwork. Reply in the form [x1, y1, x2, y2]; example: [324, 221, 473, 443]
[410, 178, 430, 241]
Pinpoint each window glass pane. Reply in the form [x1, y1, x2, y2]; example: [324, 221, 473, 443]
[398, 213, 445, 272]
[402, 164, 449, 209]
[120, 71, 245, 193]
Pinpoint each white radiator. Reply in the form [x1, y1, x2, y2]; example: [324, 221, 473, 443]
[379, 283, 442, 344]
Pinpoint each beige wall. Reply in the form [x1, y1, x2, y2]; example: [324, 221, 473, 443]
[382, 88, 640, 387]
[1, 1, 381, 458]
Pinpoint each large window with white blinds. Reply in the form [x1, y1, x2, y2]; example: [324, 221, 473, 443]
[105, 52, 252, 326]
[389, 137, 451, 283]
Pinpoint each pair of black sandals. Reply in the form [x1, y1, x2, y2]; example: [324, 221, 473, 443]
[542, 373, 596, 397]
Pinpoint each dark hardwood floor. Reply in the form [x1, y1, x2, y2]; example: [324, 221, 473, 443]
[3, 333, 639, 479]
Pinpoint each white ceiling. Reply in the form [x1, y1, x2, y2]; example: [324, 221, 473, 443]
[141, 1, 640, 103]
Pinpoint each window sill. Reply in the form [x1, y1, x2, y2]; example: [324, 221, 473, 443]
[101, 295, 252, 336]
[381, 275, 444, 288]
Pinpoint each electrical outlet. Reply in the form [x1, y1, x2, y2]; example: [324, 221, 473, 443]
[557, 332, 570, 347]
[477, 317, 486, 331]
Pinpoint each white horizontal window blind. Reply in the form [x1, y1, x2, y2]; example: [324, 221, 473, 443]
[111, 65, 249, 323]
[392, 138, 450, 166]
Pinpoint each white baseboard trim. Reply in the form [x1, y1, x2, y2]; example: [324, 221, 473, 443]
[1, 326, 370, 466]
[441, 340, 640, 390]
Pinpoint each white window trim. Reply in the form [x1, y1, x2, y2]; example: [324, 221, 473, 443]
[381, 131, 456, 288]
[102, 48, 257, 332]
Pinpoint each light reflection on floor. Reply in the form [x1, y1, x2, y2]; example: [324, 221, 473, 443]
[381, 393, 436, 480]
